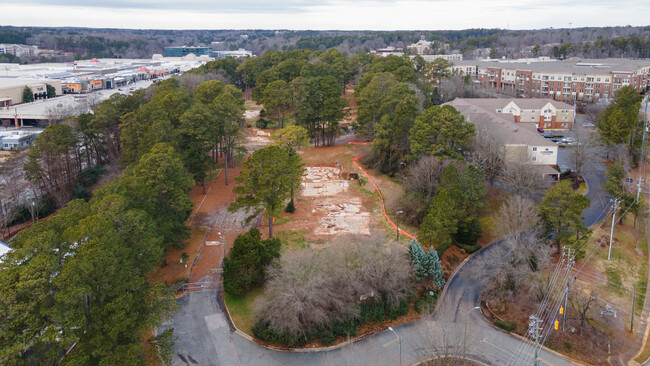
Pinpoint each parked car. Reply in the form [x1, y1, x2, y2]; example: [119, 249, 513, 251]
[537, 127, 544, 133]
[542, 133, 552, 138]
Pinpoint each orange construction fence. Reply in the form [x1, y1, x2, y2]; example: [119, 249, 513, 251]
[348, 141, 415, 240]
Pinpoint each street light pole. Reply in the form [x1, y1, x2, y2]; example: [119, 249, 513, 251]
[464, 306, 481, 359]
[388, 327, 402, 366]
[396, 210, 403, 242]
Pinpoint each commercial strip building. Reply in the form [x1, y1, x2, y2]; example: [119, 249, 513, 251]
[445, 98, 560, 177]
[0, 79, 63, 107]
[449, 57, 650, 102]
[164, 46, 253, 59]
[0, 57, 206, 100]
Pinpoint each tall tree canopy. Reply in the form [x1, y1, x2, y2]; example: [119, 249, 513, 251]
[409, 105, 476, 160]
[229, 145, 305, 237]
[539, 180, 590, 254]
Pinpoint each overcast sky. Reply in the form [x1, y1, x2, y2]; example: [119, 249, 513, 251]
[1, 0, 649, 30]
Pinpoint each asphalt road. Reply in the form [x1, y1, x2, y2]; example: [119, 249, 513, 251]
[556, 141, 609, 226]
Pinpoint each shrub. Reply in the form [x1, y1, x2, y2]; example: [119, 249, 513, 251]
[454, 217, 482, 246]
[255, 118, 269, 129]
[72, 185, 91, 201]
[285, 199, 295, 213]
[78, 165, 104, 187]
[455, 242, 481, 254]
[415, 291, 438, 315]
[223, 228, 281, 295]
[259, 108, 267, 117]
[495, 320, 517, 332]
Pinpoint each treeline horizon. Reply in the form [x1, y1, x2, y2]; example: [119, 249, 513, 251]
[1, 25, 650, 62]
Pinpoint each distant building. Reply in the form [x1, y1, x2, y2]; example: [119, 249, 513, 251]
[212, 49, 253, 59]
[407, 37, 432, 55]
[0, 44, 38, 59]
[451, 58, 650, 102]
[0, 79, 63, 106]
[0, 241, 10, 263]
[420, 54, 463, 62]
[446, 98, 559, 174]
[0, 128, 43, 151]
[164, 46, 212, 58]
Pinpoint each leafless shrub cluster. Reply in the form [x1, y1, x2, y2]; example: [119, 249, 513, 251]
[499, 161, 551, 196]
[254, 238, 414, 339]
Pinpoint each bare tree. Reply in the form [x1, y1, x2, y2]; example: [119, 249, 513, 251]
[568, 124, 597, 187]
[500, 162, 551, 196]
[404, 156, 445, 202]
[472, 196, 553, 302]
[570, 289, 598, 328]
[468, 124, 503, 185]
[413, 320, 481, 366]
[494, 195, 539, 240]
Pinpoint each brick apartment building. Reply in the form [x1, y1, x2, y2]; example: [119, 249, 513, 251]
[451, 58, 650, 102]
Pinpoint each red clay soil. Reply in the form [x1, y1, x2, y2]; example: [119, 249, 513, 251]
[150, 165, 252, 291]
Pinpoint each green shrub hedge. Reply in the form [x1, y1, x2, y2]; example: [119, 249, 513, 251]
[415, 292, 438, 315]
[495, 320, 517, 332]
[455, 242, 481, 254]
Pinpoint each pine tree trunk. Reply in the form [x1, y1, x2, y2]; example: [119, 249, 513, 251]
[268, 215, 274, 238]
[224, 152, 229, 186]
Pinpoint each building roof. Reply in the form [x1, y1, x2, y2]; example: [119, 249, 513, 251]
[0, 241, 10, 259]
[445, 98, 556, 148]
[0, 78, 52, 89]
[457, 98, 573, 111]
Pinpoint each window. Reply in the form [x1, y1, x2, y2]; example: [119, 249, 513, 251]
[605, 78, 610, 82]
[597, 77, 601, 82]
[532, 156, 537, 161]
[532, 147, 537, 151]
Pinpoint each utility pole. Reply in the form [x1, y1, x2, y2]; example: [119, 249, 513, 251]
[563, 247, 575, 331]
[395, 210, 403, 242]
[529, 315, 543, 366]
[630, 285, 636, 333]
[637, 100, 648, 202]
[608, 198, 618, 261]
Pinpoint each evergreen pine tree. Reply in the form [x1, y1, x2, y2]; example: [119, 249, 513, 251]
[408, 239, 426, 281]
[425, 247, 445, 289]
